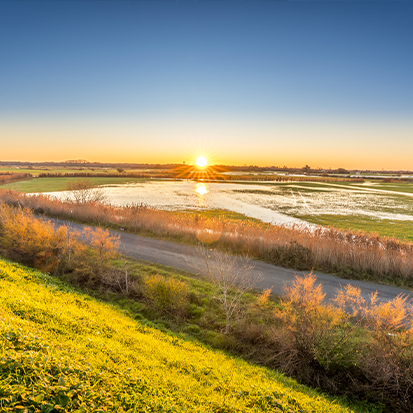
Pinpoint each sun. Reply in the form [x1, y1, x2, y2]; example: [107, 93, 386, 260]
[195, 156, 208, 168]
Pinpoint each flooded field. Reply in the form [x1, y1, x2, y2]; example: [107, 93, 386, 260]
[44, 180, 413, 231]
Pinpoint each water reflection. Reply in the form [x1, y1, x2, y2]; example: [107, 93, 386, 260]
[195, 182, 209, 196]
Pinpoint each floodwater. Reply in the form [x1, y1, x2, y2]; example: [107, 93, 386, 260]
[44, 180, 413, 226]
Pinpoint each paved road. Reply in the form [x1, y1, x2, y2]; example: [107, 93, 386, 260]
[45, 217, 412, 304]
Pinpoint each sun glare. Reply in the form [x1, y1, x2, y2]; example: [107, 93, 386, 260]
[196, 156, 208, 168]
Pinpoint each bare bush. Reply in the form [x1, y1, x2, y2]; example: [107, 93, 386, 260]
[65, 179, 107, 204]
[100, 256, 132, 295]
[190, 246, 260, 333]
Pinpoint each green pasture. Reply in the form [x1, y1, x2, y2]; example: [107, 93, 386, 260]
[299, 214, 413, 241]
[0, 166, 122, 175]
[0, 257, 371, 413]
[359, 182, 413, 194]
[0, 176, 148, 193]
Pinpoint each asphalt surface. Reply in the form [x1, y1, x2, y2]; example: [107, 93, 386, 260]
[45, 216, 412, 304]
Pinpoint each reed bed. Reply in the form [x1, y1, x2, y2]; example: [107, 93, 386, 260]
[1, 188, 412, 286]
[0, 172, 32, 184]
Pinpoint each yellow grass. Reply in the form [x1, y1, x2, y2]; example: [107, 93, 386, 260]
[0, 258, 359, 412]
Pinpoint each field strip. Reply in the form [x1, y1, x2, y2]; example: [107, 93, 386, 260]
[317, 182, 413, 197]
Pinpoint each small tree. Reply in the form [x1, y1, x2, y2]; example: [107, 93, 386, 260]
[336, 167, 349, 174]
[65, 179, 107, 204]
[191, 246, 259, 334]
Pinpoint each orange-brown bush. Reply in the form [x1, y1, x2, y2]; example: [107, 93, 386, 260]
[64, 227, 120, 287]
[2, 189, 413, 286]
[269, 274, 413, 411]
[271, 274, 354, 389]
[334, 285, 413, 408]
[257, 288, 272, 309]
[0, 203, 67, 273]
[0, 200, 122, 288]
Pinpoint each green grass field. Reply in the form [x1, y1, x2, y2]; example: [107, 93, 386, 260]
[299, 214, 413, 241]
[359, 182, 413, 194]
[0, 166, 125, 175]
[0, 177, 148, 193]
[0, 257, 376, 413]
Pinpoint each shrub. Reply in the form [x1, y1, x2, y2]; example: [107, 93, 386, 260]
[143, 274, 189, 313]
[0, 201, 122, 288]
[334, 285, 413, 408]
[271, 273, 354, 389]
[0, 203, 67, 273]
[257, 288, 272, 309]
[64, 228, 120, 287]
[65, 179, 107, 204]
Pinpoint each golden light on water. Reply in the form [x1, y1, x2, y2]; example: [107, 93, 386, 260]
[196, 156, 208, 168]
[195, 182, 209, 196]
[193, 182, 222, 243]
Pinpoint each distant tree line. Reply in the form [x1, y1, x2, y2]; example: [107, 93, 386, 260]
[37, 172, 152, 178]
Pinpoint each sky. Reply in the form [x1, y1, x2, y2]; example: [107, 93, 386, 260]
[1, 1, 412, 169]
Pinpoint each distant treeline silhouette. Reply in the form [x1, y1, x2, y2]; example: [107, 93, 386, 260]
[37, 172, 154, 179]
[196, 175, 364, 182]
[219, 175, 365, 183]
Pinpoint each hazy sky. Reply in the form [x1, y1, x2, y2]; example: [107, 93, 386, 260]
[1, 1, 412, 169]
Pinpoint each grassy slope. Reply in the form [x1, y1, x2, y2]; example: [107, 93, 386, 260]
[0, 258, 371, 413]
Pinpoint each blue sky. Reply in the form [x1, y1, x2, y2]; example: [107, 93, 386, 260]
[1, 1, 412, 168]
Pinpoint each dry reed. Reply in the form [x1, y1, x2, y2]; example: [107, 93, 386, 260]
[1, 189, 412, 285]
